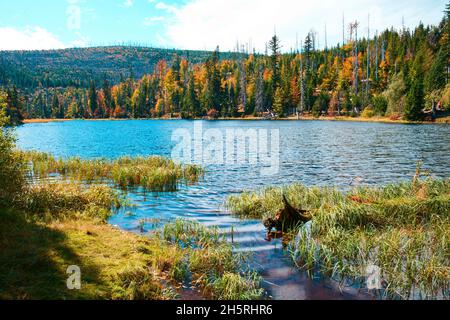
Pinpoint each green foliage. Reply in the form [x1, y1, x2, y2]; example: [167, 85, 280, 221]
[371, 95, 388, 116]
[441, 84, 450, 110]
[273, 87, 284, 117]
[361, 106, 375, 118]
[312, 91, 330, 117]
[383, 73, 407, 115]
[405, 55, 425, 121]
[425, 48, 447, 93]
[0, 91, 26, 207]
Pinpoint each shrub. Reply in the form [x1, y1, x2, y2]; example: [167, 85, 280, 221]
[383, 73, 407, 115]
[440, 84, 450, 111]
[372, 95, 388, 116]
[361, 106, 375, 118]
[0, 91, 26, 207]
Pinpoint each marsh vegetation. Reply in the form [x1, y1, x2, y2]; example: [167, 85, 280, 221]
[226, 175, 450, 299]
[20, 151, 204, 192]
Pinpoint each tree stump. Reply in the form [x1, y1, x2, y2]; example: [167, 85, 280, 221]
[264, 194, 311, 237]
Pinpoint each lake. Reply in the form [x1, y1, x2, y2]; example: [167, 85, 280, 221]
[16, 119, 450, 300]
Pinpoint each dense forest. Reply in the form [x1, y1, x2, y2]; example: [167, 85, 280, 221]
[1, 4, 449, 123]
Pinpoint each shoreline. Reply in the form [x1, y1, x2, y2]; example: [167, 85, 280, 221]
[23, 115, 450, 125]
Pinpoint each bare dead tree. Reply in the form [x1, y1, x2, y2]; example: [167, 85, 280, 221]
[255, 63, 264, 114]
[299, 40, 305, 115]
[349, 21, 360, 97]
[375, 30, 379, 82]
[238, 45, 247, 113]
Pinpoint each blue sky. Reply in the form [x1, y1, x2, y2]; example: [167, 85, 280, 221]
[0, 0, 447, 51]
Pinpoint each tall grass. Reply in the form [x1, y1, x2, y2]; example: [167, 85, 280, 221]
[226, 178, 450, 300]
[159, 219, 264, 300]
[20, 181, 122, 222]
[20, 151, 204, 192]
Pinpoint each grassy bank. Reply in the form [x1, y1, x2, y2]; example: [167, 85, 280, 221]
[20, 151, 204, 192]
[0, 180, 263, 300]
[226, 177, 450, 299]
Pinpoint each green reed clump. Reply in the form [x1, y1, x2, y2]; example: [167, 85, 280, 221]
[163, 219, 221, 247]
[226, 179, 449, 300]
[19, 151, 204, 192]
[225, 184, 345, 220]
[207, 272, 264, 300]
[158, 219, 264, 300]
[21, 182, 122, 221]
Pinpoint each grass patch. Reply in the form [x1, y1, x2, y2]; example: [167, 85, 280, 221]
[20, 151, 204, 192]
[0, 209, 166, 299]
[225, 178, 450, 300]
[0, 211, 263, 300]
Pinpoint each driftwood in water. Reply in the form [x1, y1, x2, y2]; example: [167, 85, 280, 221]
[264, 195, 311, 235]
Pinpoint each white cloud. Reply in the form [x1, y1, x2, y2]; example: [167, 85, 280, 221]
[158, 0, 445, 52]
[123, 0, 134, 8]
[0, 26, 66, 51]
[155, 2, 178, 14]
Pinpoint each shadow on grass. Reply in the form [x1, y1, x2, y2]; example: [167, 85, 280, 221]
[0, 208, 104, 300]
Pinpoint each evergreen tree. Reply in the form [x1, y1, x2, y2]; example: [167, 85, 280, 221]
[51, 93, 63, 119]
[425, 48, 446, 93]
[273, 87, 284, 117]
[88, 80, 98, 118]
[405, 53, 425, 120]
[269, 34, 281, 104]
[6, 86, 23, 124]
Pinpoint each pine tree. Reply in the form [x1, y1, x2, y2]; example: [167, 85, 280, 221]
[269, 34, 282, 98]
[182, 76, 199, 118]
[6, 86, 23, 124]
[425, 48, 446, 93]
[273, 87, 284, 117]
[405, 53, 425, 121]
[88, 80, 98, 118]
[51, 93, 63, 119]
[102, 77, 112, 116]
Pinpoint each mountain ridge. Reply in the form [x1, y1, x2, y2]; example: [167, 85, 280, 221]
[0, 46, 241, 89]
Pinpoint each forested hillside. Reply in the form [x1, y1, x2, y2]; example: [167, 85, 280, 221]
[1, 3, 449, 123]
[0, 46, 241, 89]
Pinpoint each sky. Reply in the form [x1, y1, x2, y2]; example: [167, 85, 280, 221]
[0, 0, 447, 52]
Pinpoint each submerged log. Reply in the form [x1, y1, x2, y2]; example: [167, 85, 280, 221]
[264, 195, 312, 235]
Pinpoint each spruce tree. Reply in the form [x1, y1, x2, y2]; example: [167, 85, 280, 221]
[405, 53, 425, 121]
[273, 87, 284, 117]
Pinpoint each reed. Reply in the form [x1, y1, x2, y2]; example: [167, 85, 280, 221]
[19, 151, 204, 192]
[226, 178, 450, 299]
[21, 181, 122, 221]
[160, 219, 264, 300]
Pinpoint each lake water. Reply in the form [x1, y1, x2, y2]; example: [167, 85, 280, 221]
[16, 120, 450, 300]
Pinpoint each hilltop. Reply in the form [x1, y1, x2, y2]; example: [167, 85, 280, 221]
[0, 46, 239, 89]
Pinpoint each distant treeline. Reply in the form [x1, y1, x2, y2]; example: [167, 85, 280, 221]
[1, 4, 449, 123]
